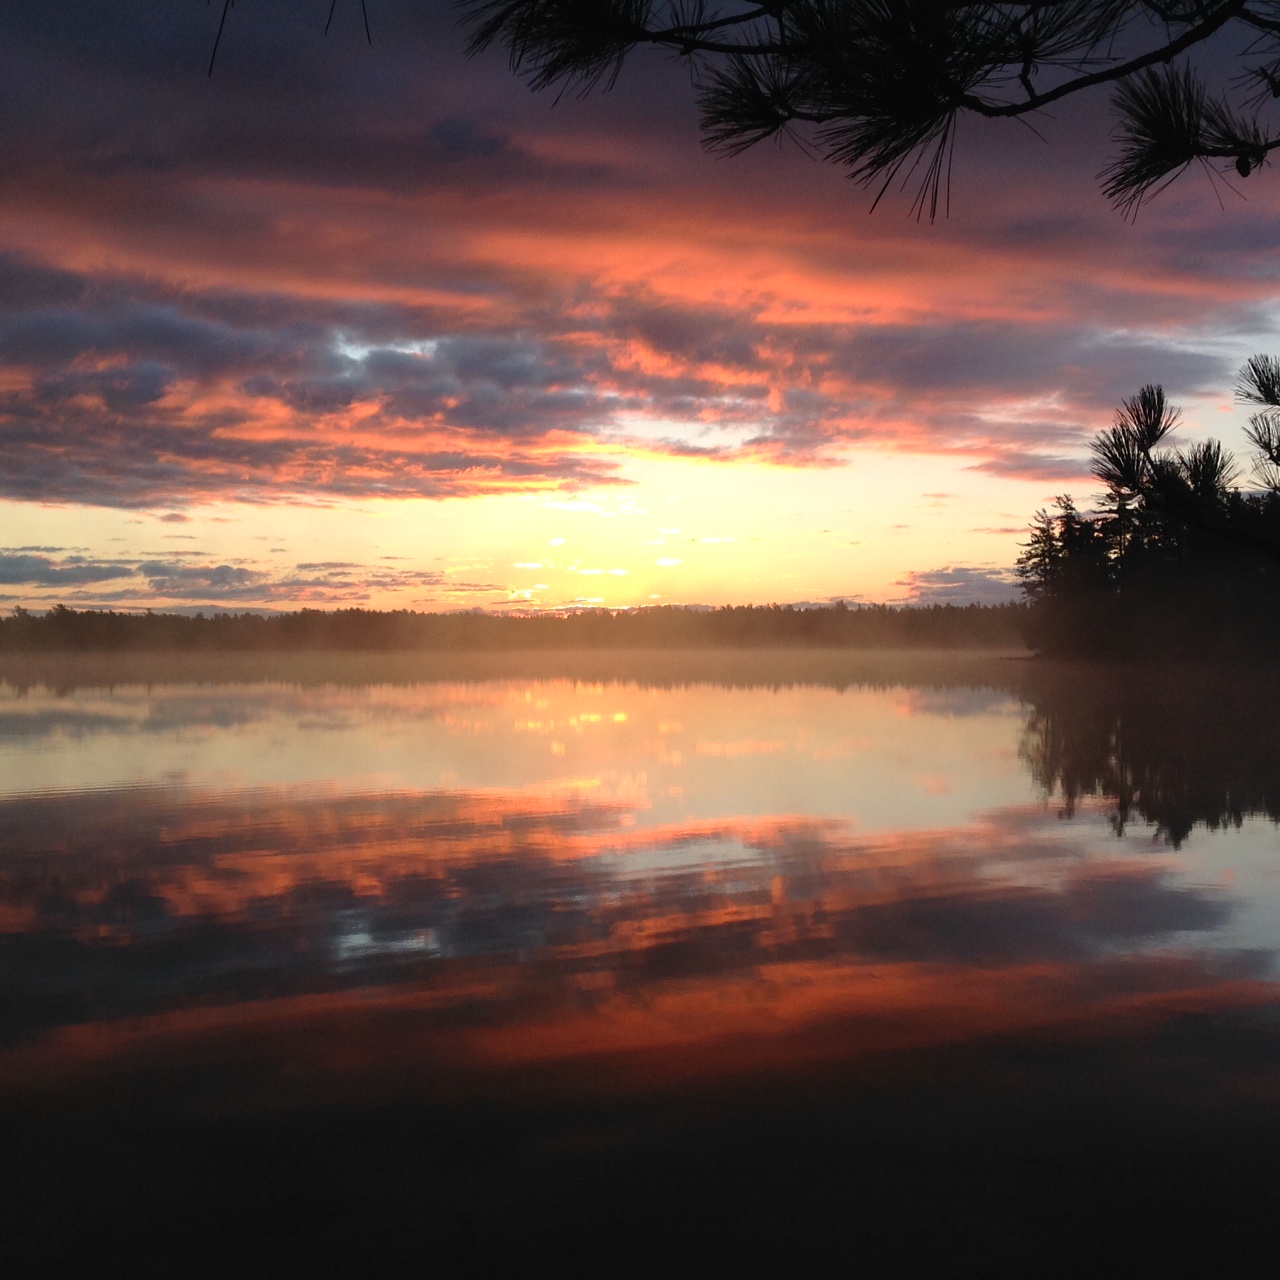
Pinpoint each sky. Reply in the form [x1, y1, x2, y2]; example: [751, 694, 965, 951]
[2, 1, 1278, 613]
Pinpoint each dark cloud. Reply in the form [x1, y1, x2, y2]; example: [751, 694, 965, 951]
[137, 560, 261, 597]
[0, 254, 86, 309]
[610, 298, 763, 370]
[841, 323, 1227, 405]
[0, 291, 308, 377]
[430, 118, 508, 158]
[0, 553, 137, 585]
[36, 361, 173, 411]
[0, 1, 629, 206]
[0, 551, 504, 607]
[968, 451, 1095, 483]
[897, 566, 1021, 605]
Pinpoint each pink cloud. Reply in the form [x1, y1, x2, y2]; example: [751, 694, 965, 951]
[0, 3, 1276, 511]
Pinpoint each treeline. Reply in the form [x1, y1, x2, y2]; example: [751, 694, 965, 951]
[0, 602, 1028, 653]
[1018, 491, 1280, 656]
[1017, 376, 1280, 657]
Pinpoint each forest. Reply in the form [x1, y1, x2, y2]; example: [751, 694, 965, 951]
[0, 601, 1027, 653]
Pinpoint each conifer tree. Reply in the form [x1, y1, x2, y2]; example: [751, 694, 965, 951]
[1017, 361, 1280, 654]
[460, 2, 1280, 215]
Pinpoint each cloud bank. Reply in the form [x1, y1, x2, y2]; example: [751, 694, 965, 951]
[0, 2, 1271, 517]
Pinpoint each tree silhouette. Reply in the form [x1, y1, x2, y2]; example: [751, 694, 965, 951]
[1019, 661, 1280, 844]
[460, 2, 1280, 216]
[0, 601, 1026, 652]
[1017, 363, 1280, 654]
[1085, 381, 1280, 563]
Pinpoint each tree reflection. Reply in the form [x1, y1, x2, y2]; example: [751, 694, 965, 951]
[1019, 663, 1280, 846]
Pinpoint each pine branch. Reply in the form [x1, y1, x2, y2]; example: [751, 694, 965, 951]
[452, 0, 1280, 214]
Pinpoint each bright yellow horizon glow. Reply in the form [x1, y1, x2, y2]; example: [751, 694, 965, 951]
[3, 448, 1059, 613]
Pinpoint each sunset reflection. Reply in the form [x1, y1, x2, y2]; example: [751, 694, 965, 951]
[4, 657, 1280, 1272]
[2, 661, 1275, 1102]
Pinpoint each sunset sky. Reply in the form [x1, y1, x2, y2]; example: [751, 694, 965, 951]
[1, 2, 1276, 613]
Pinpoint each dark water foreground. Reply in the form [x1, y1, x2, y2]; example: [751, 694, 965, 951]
[2, 651, 1278, 1275]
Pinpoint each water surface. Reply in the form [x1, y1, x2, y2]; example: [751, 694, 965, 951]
[3, 651, 1278, 1271]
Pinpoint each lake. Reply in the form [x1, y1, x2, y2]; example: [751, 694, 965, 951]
[2, 650, 1278, 1272]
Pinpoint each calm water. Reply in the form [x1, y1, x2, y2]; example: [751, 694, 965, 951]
[3, 651, 1279, 1271]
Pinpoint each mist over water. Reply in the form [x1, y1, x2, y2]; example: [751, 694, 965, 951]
[2, 651, 1278, 1270]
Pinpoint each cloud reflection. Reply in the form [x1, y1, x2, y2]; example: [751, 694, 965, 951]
[1, 661, 1277, 1114]
[0, 779, 1252, 1066]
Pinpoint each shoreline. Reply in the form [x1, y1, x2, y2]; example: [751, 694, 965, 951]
[0, 646, 1033, 693]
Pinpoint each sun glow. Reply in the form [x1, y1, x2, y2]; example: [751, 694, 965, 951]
[0, 445, 1043, 612]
